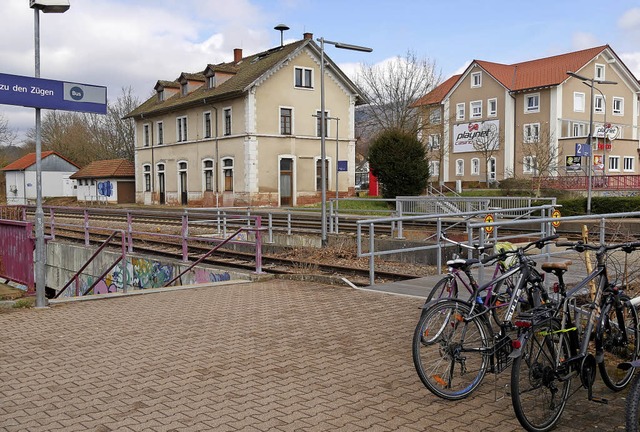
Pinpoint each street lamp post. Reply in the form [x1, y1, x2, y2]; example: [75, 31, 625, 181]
[566, 71, 616, 214]
[30, 0, 70, 308]
[318, 37, 371, 247]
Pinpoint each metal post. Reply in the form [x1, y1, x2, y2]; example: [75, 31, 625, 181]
[436, 218, 442, 274]
[369, 223, 375, 286]
[319, 37, 327, 247]
[335, 117, 339, 200]
[34, 8, 46, 308]
[587, 80, 594, 214]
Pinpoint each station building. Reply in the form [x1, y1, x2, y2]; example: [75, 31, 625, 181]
[125, 33, 366, 207]
[413, 45, 640, 188]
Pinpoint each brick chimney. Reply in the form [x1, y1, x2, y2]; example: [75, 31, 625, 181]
[234, 48, 243, 63]
[303, 32, 313, 40]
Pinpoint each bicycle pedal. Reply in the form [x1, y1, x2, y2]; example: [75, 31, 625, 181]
[589, 396, 608, 404]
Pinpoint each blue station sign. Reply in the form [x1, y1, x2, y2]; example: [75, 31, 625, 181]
[0, 72, 107, 114]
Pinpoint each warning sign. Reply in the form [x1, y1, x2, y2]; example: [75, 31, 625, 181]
[551, 209, 561, 228]
[484, 214, 494, 234]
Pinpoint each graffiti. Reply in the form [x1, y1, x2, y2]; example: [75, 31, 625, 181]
[62, 256, 232, 297]
[97, 181, 113, 197]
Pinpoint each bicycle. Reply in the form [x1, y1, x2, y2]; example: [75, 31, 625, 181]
[509, 240, 640, 432]
[412, 234, 558, 400]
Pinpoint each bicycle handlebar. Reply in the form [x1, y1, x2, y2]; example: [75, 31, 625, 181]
[557, 240, 640, 255]
[439, 233, 493, 252]
[480, 234, 559, 265]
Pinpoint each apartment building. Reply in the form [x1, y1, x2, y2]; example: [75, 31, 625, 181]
[414, 45, 640, 187]
[125, 33, 366, 207]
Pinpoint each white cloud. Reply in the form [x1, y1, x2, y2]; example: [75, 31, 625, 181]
[453, 60, 472, 76]
[618, 7, 640, 30]
[571, 32, 600, 50]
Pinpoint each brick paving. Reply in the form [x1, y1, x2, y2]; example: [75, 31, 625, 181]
[0, 279, 630, 431]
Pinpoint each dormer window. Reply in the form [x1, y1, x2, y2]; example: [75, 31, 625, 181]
[208, 75, 215, 89]
[181, 83, 188, 96]
[158, 89, 164, 102]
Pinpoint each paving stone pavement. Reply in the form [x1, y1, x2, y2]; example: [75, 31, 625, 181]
[0, 280, 630, 431]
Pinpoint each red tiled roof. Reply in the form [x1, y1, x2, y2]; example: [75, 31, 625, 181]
[478, 45, 608, 91]
[411, 74, 461, 107]
[1, 151, 79, 171]
[70, 159, 135, 179]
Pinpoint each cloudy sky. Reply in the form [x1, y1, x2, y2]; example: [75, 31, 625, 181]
[2, 0, 640, 141]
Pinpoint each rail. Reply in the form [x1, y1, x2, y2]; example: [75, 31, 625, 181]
[536, 174, 640, 190]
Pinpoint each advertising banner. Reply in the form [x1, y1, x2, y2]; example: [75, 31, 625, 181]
[566, 156, 582, 171]
[453, 120, 499, 153]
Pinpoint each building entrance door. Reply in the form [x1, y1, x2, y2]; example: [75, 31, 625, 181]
[279, 158, 293, 206]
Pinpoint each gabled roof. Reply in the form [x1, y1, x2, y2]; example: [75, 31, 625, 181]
[477, 45, 608, 91]
[1, 151, 79, 171]
[411, 74, 461, 107]
[126, 37, 367, 119]
[414, 45, 623, 107]
[70, 159, 135, 179]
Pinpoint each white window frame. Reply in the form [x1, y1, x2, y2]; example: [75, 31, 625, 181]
[609, 155, 620, 172]
[156, 121, 164, 145]
[573, 92, 585, 112]
[455, 159, 464, 176]
[429, 160, 440, 178]
[203, 111, 212, 139]
[524, 123, 540, 143]
[470, 100, 482, 119]
[624, 156, 634, 172]
[488, 98, 497, 117]
[280, 106, 294, 135]
[525, 93, 540, 113]
[143, 164, 151, 192]
[456, 103, 465, 121]
[176, 116, 188, 142]
[223, 107, 232, 136]
[612, 97, 624, 116]
[143, 123, 150, 147]
[429, 109, 441, 124]
[471, 71, 482, 88]
[203, 159, 214, 192]
[572, 122, 587, 138]
[316, 110, 330, 137]
[523, 156, 538, 174]
[488, 157, 497, 181]
[594, 95, 604, 114]
[428, 134, 441, 150]
[471, 158, 480, 175]
[595, 63, 605, 80]
[294, 67, 313, 89]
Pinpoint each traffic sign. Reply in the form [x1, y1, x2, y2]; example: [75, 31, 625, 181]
[0, 72, 107, 114]
[551, 209, 561, 228]
[484, 214, 494, 233]
[575, 143, 591, 156]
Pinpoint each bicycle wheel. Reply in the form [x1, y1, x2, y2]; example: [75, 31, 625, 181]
[511, 318, 571, 432]
[412, 299, 491, 400]
[597, 296, 639, 391]
[425, 275, 458, 303]
[625, 373, 640, 432]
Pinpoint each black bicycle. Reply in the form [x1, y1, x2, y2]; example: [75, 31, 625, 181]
[412, 234, 557, 400]
[509, 240, 640, 432]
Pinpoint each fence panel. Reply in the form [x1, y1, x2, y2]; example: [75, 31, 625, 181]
[0, 220, 35, 293]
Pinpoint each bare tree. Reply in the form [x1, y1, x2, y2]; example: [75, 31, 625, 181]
[0, 113, 17, 147]
[356, 50, 441, 137]
[519, 123, 560, 197]
[471, 121, 502, 185]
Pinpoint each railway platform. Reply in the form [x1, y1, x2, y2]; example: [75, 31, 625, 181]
[0, 277, 628, 431]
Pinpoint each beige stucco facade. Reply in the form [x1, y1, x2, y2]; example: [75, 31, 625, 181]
[418, 46, 640, 188]
[130, 37, 361, 207]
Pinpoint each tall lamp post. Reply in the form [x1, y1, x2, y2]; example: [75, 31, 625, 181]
[30, 0, 70, 308]
[566, 71, 616, 214]
[318, 37, 371, 247]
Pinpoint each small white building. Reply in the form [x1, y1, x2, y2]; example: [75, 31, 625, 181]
[70, 159, 135, 204]
[2, 151, 79, 205]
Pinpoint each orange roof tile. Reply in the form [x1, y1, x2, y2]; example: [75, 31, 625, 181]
[411, 74, 460, 107]
[70, 159, 135, 179]
[1, 151, 79, 171]
[478, 45, 608, 91]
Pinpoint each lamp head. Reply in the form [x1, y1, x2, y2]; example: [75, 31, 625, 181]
[30, 0, 70, 13]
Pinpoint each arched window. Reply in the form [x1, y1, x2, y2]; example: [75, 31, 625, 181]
[203, 160, 214, 191]
[143, 164, 151, 192]
[222, 158, 234, 192]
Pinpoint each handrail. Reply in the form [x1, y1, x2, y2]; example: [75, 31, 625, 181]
[53, 230, 123, 298]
